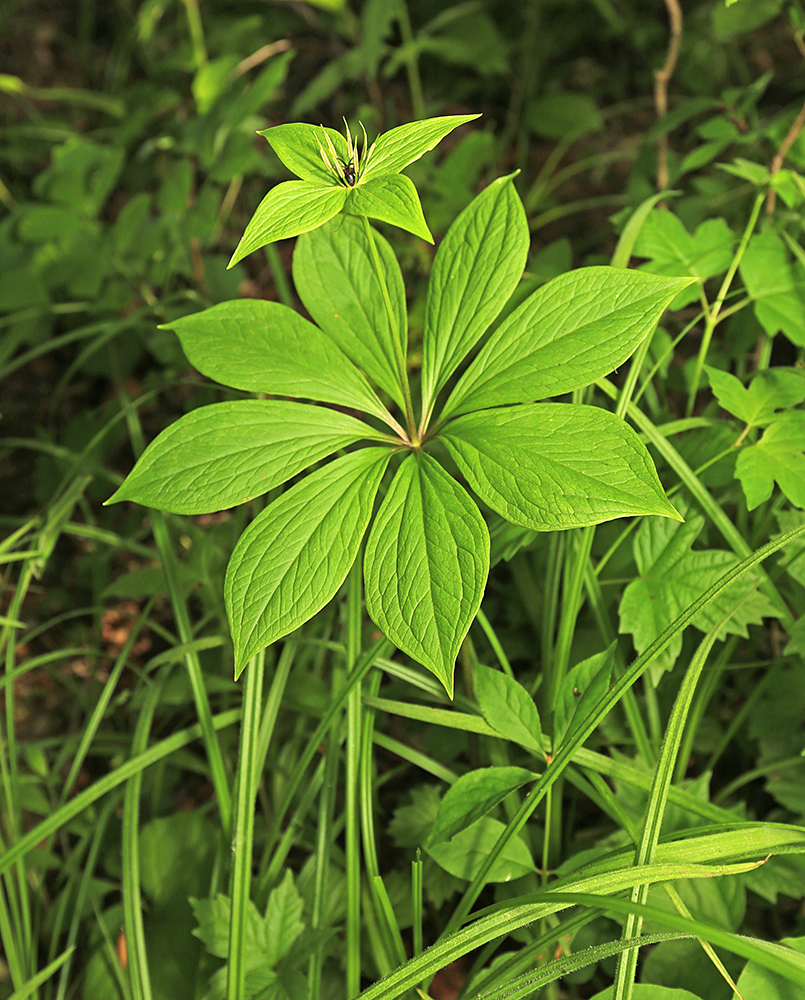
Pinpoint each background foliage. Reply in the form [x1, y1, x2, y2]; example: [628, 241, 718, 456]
[2, 1, 805, 999]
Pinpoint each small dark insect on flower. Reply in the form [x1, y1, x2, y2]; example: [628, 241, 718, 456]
[342, 160, 357, 186]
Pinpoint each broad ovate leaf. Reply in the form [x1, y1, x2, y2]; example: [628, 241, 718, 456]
[441, 403, 680, 530]
[294, 217, 406, 408]
[364, 452, 489, 697]
[441, 269, 695, 419]
[344, 173, 433, 242]
[428, 767, 539, 846]
[473, 662, 542, 754]
[257, 123, 348, 184]
[226, 447, 391, 677]
[162, 299, 390, 421]
[361, 114, 481, 180]
[427, 817, 535, 883]
[228, 181, 346, 267]
[421, 173, 529, 418]
[107, 400, 382, 514]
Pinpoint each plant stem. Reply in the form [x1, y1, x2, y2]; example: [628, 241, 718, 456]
[361, 216, 418, 442]
[685, 190, 764, 417]
[346, 560, 363, 998]
[396, 3, 426, 121]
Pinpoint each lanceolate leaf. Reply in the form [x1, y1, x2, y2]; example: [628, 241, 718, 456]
[228, 181, 346, 266]
[162, 300, 390, 421]
[421, 173, 529, 419]
[364, 452, 489, 697]
[440, 269, 695, 420]
[106, 400, 383, 514]
[441, 403, 680, 530]
[344, 173, 433, 242]
[226, 448, 391, 677]
[294, 217, 406, 408]
[257, 123, 348, 184]
[361, 114, 481, 180]
[473, 662, 543, 753]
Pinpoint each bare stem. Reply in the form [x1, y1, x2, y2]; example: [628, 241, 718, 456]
[654, 0, 682, 192]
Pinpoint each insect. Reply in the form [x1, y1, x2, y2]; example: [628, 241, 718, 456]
[341, 159, 357, 186]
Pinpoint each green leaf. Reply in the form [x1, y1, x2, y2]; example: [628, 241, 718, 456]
[732, 936, 805, 1000]
[162, 300, 389, 420]
[427, 817, 535, 883]
[590, 984, 705, 999]
[294, 216, 406, 409]
[261, 871, 304, 964]
[739, 231, 805, 347]
[421, 173, 529, 417]
[107, 400, 383, 514]
[228, 181, 346, 266]
[257, 123, 348, 184]
[191, 894, 265, 960]
[226, 448, 390, 677]
[528, 92, 603, 140]
[345, 173, 433, 242]
[554, 643, 615, 748]
[633, 210, 735, 307]
[441, 403, 680, 530]
[361, 114, 480, 180]
[428, 767, 538, 846]
[706, 365, 805, 426]
[441, 269, 695, 419]
[364, 452, 489, 697]
[472, 662, 542, 753]
[618, 505, 781, 677]
[736, 412, 805, 509]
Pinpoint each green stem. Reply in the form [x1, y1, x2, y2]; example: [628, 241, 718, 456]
[361, 216, 417, 442]
[685, 190, 764, 417]
[396, 3, 426, 120]
[346, 560, 363, 999]
[180, 0, 207, 68]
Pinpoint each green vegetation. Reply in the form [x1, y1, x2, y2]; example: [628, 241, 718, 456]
[2, 2, 805, 999]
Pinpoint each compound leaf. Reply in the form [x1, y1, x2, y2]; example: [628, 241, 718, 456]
[345, 173, 432, 242]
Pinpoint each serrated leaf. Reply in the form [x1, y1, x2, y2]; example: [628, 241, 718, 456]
[428, 767, 538, 846]
[736, 412, 805, 509]
[162, 300, 389, 421]
[619, 505, 781, 677]
[191, 894, 265, 960]
[258, 123, 348, 184]
[705, 365, 805, 426]
[554, 644, 615, 748]
[344, 173, 432, 242]
[473, 662, 542, 753]
[361, 114, 480, 180]
[107, 400, 382, 514]
[441, 403, 680, 530]
[740, 231, 805, 347]
[228, 181, 346, 266]
[261, 871, 304, 964]
[364, 452, 489, 697]
[632, 210, 735, 307]
[226, 448, 390, 677]
[427, 816, 535, 883]
[294, 217, 406, 408]
[441, 269, 695, 419]
[421, 173, 529, 418]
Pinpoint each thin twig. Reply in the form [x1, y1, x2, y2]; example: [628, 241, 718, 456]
[654, 0, 683, 192]
[766, 95, 805, 214]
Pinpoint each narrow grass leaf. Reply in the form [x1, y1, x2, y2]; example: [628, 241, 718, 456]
[441, 269, 695, 419]
[228, 181, 346, 266]
[364, 452, 489, 697]
[162, 299, 389, 420]
[442, 403, 680, 530]
[421, 174, 529, 416]
[107, 400, 384, 514]
[294, 217, 406, 408]
[226, 448, 391, 677]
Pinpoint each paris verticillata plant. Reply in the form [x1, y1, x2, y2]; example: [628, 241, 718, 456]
[107, 115, 694, 694]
